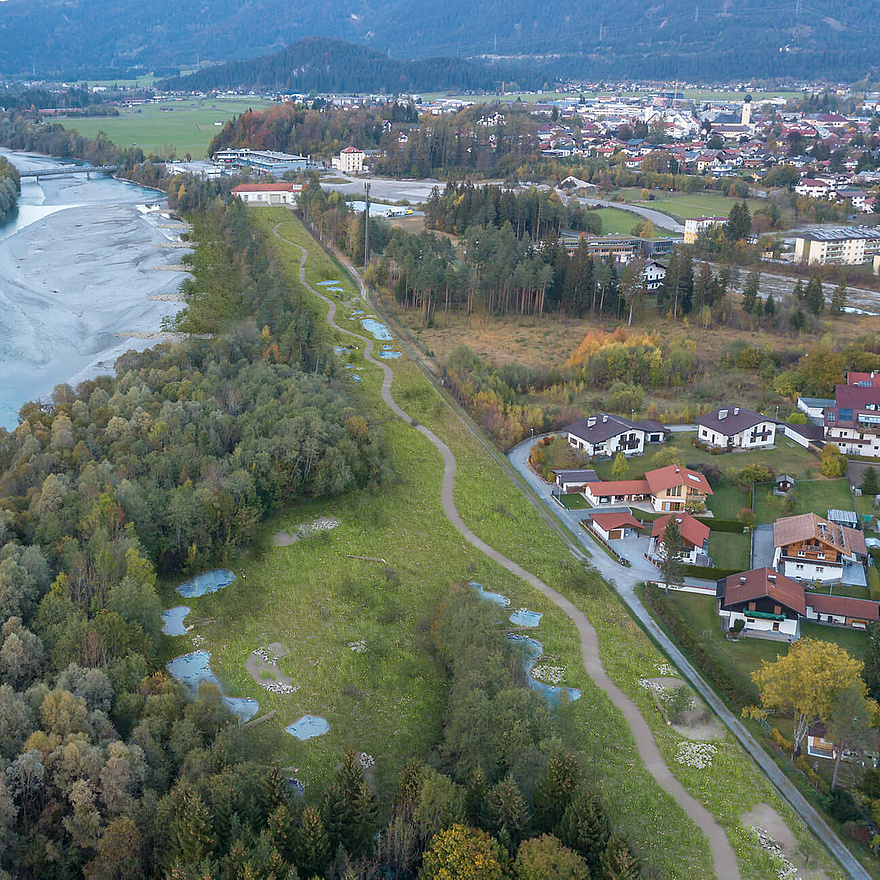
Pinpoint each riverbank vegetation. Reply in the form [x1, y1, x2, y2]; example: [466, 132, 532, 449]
[0, 154, 20, 224]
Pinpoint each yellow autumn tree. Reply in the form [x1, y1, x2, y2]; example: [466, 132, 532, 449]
[752, 638, 864, 755]
[420, 823, 506, 880]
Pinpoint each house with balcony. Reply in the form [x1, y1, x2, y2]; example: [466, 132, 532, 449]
[717, 568, 804, 642]
[695, 406, 776, 450]
[563, 414, 656, 458]
[772, 513, 868, 583]
[648, 514, 711, 565]
[582, 465, 712, 512]
[823, 383, 880, 457]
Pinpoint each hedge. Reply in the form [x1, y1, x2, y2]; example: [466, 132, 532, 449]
[682, 564, 742, 580]
[696, 517, 746, 533]
[869, 565, 880, 603]
[640, 585, 757, 708]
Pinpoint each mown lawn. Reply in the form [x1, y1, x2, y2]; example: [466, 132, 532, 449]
[592, 206, 674, 237]
[709, 530, 751, 570]
[168, 208, 843, 879]
[754, 479, 854, 524]
[616, 190, 767, 225]
[557, 492, 591, 509]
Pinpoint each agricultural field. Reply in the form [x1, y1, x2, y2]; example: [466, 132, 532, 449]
[60, 96, 272, 158]
[162, 208, 841, 878]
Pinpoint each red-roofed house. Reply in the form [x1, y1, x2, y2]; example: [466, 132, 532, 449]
[231, 182, 301, 205]
[333, 146, 365, 174]
[644, 465, 713, 512]
[649, 514, 710, 565]
[717, 568, 805, 641]
[588, 511, 645, 541]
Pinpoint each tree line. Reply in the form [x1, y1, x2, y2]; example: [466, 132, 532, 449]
[0, 154, 20, 225]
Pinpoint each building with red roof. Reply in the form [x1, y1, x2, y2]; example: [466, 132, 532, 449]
[231, 182, 302, 206]
[649, 514, 710, 565]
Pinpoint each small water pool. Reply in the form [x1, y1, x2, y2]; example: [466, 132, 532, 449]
[286, 714, 330, 740]
[361, 318, 393, 341]
[507, 635, 581, 707]
[166, 651, 260, 721]
[350, 375, 363, 382]
[327, 286, 343, 293]
[162, 606, 191, 636]
[176, 569, 236, 598]
[334, 346, 349, 356]
[509, 608, 542, 627]
[378, 350, 402, 359]
[470, 581, 510, 607]
[317, 280, 341, 286]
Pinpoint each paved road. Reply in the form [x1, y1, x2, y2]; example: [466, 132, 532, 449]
[274, 222, 741, 879]
[571, 196, 687, 234]
[506, 436, 870, 880]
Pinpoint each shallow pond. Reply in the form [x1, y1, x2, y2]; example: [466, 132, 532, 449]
[509, 608, 542, 627]
[470, 581, 510, 607]
[508, 635, 581, 707]
[378, 350, 402, 359]
[176, 569, 236, 598]
[360, 318, 393, 341]
[162, 606, 191, 636]
[317, 280, 341, 286]
[166, 651, 260, 721]
[286, 714, 330, 740]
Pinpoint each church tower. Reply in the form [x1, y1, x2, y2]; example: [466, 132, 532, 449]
[741, 94, 753, 127]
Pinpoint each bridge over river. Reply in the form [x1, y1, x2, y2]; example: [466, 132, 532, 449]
[18, 164, 119, 180]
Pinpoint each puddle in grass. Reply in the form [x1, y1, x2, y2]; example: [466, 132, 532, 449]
[286, 714, 330, 740]
[176, 569, 236, 598]
[162, 606, 191, 636]
[166, 651, 260, 721]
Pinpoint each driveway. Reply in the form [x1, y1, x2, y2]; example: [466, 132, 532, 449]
[572, 196, 687, 235]
[752, 524, 774, 569]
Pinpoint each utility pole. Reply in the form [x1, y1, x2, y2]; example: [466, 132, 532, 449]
[364, 182, 371, 268]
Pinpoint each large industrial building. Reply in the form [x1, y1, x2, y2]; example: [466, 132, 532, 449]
[212, 148, 309, 176]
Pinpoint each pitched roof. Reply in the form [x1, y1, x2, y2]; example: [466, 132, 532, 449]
[651, 513, 710, 549]
[232, 182, 298, 193]
[633, 418, 668, 434]
[584, 479, 650, 497]
[695, 406, 770, 436]
[644, 465, 713, 496]
[552, 468, 599, 483]
[564, 413, 641, 445]
[806, 593, 879, 621]
[773, 513, 866, 557]
[718, 568, 806, 616]
[590, 511, 645, 532]
[341, 146, 364, 153]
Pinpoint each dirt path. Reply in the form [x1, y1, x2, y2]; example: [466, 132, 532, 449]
[272, 221, 741, 879]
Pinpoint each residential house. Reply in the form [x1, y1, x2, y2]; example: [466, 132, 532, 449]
[552, 469, 599, 493]
[643, 260, 667, 291]
[795, 178, 835, 199]
[588, 511, 645, 541]
[644, 465, 713, 512]
[717, 568, 805, 642]
[583, 465, 712, 512]
[772, 513, 868, 583]
[563, 414, 646, 458]
[796, 396, 835, 420]
[332, 146, 365, 174]
[695, 406, 776, 450]
[648, 513, 711, 565]
[824, 383, 880, 457]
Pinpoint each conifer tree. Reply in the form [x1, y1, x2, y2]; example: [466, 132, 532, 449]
[830, 280, 848, 316]
[292, 805, 330, 877]
[659, 517, 686, 591]
[601, 834, 641, 879]
[534, 749, 582, 831]
[556, 789, 611, 875]
[741, 270, 760, 313]
[321, 749, 377, 857]
[484, 775, 529, 854]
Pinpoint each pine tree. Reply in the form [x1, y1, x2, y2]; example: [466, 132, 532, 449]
[741, 270, 760, 313]
[292, 805, 330, 877]
[167, 784, 215, 865]
[792, 279, 805, 303]
[805, 275, 825, 315]
[601, 834, 640, 879]
[322, 750, 377, 857]
[484, 776, 529, 854]
[863, 622, 880, 702]
[830, 280, 848, 316]
[556, 789, 610, 875]
[659, 517, 686, 591]
[534, 750, 582, 831]
[791, 309, 806, 333]
[764, 293, 776, 317]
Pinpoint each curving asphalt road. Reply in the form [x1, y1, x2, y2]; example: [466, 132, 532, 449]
[272, 221, 740, 879]
[572, 196, 687, 235]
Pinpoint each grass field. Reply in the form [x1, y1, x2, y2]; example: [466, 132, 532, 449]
[611, 190, 767, 225]
[61, 96, 273, 159]
[592, 206, 674, 237]
[163, 207, 844, 878]
[709, 530, 751, 570]
[754, 479, 854, 524]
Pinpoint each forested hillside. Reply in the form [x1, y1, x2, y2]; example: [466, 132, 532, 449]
[0, 0, 875, 80]
[162, 38, 539, 94]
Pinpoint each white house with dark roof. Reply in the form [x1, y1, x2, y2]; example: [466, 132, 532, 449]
[695, 406, 776, 450]
[563, 414, 666, 459]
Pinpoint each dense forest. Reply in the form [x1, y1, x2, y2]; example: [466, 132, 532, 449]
[163, 37, 539, 95]
[0, 154, 20, 224]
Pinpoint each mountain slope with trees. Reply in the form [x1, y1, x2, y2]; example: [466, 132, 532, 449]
[0, 0, 876, 81]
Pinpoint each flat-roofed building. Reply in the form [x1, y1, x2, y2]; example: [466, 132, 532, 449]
[794, 226, 880, 266]
[683, 216, 726, 244]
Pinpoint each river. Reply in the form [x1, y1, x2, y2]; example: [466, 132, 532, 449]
[0, 149, 191, 430]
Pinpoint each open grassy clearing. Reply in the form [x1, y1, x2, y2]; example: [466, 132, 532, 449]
[593, 206, 674, 237]
[754, 480, 854, 523]
[612, 190, 768, 224]
[62, 96, 272, 158]
[171, 207, 842, 878]
[710, 531, 751, 570]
